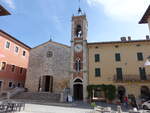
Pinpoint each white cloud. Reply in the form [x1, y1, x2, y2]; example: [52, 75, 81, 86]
[86, 0, 150, 21]
[3, 0, 15, 9]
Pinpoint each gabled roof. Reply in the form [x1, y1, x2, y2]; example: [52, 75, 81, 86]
[32, 40, 70, 49]
[139, 5, 150, 24]
[0, 5, 11, 16]
[0, 30, 31, 49]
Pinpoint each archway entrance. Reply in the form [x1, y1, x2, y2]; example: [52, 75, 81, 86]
[73, 79, 83, 100]
[40, 75, 53, 92]
[118, 86, 126, 103]
[141, 86, 150, 99]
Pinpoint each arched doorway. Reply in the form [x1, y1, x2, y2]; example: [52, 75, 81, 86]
[73, 78, 83, 100]
[118, 86, 126, 103]
[141, 86, 150, 98]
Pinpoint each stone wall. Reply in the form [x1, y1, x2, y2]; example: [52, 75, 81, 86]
[25, 41, 70, 93]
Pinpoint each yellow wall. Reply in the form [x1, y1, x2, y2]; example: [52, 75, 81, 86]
[88, 40, 150, 97]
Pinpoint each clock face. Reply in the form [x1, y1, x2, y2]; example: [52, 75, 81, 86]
[74, 44, 83, 52]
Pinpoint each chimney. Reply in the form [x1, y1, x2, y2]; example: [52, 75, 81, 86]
[128, 36, 131, 41]
[146, 35, 149, 40]
[121, 37, 126, 41]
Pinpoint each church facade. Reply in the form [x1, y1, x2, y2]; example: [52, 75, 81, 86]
[25, 41, 70, 93]
[25, 9, 150, 101]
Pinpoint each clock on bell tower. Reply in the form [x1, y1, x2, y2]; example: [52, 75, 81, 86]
[70, 8, 88, 101]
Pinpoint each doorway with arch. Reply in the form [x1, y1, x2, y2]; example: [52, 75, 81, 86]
[73, 78, 83, 100]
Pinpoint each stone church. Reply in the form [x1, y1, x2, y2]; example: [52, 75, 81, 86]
[25, 9, 88, 101]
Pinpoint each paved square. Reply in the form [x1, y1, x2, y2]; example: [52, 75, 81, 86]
[17, 104, 92, 113]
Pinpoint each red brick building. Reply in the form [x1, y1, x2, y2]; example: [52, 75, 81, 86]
[0, 30, 30, 91]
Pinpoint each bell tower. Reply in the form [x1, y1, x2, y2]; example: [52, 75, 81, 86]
[70, 8, 88, 101]
[71, 8, 88, 40]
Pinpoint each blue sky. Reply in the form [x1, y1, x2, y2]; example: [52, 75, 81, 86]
[0, 0, 150, 48]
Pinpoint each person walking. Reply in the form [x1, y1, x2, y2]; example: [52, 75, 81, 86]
[124, 96, 128, 107]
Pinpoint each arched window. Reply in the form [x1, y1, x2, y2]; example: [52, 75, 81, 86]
[0, 62, 6, 70]
[75, 58, 81, 72]
[76, 25, 82, 37]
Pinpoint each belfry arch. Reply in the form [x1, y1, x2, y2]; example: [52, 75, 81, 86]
[75, 25, 82, 37]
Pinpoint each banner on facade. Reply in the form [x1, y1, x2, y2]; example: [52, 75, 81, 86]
[144, 59, 150, 66]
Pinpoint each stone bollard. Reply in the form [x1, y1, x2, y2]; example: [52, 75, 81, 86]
[60, 92, 64, 102]
[7, 92, 10, 99]
[117, 106, 122, 113]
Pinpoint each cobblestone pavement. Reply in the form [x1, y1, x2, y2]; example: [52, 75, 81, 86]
[15, 102, 150, 113]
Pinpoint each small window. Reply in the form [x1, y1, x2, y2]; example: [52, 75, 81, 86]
[23, 51, 26, 56]
[115, 45, 119, 48]
[137, 52, 143, 61]
[5, 41, 10, 49]
[95, 68, 101, 77]
[115, 53, 121, 61]
[47, 51, 53, 57]
[139, 67, 147, 80]
[0, 62, 6, 70]
[20, 68, 23, 74]
[0, 81, 2, 88]
[95, 46, 99, 49]
[15, 46, 19, 53]
[9, 82, 13, 88]
[75, 59, 81, 72]
[116, 68, 123, 80]
[95, 54, 100, 62]
[11, 65, 15, 72]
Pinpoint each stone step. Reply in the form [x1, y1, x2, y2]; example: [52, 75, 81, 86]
[11, 92, 60, 102]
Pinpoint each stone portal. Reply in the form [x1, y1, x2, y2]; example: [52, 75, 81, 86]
[73, 84, 83, 100]
[41, 75, 53, 92]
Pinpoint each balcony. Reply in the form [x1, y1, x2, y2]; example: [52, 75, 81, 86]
[114, 74, 150, 83]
